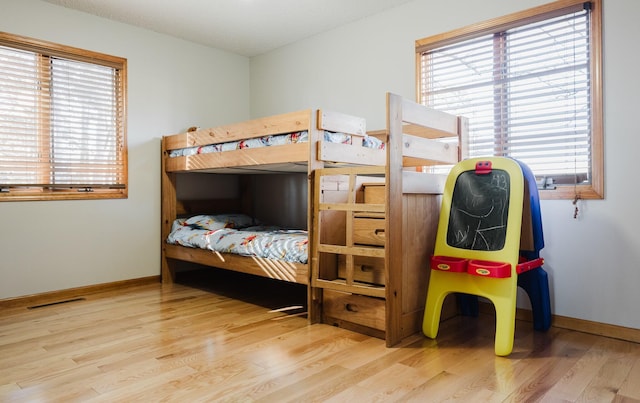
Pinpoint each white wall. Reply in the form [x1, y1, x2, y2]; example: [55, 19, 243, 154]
[3, 0, 638, 334]
[0, 0, 250, 298]
[250, 0, 640, 330]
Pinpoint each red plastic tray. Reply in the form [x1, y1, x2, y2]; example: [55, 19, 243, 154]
[516, 257, 544, 274]
[468, 259, 512, 278]
[430, 256, 468, 272]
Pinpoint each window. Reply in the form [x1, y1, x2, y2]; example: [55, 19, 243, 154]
[0, 32, 127, 201]
[416, 0, 602, 200]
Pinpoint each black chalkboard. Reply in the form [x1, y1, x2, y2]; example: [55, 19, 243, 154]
[446, 169, 510, 251]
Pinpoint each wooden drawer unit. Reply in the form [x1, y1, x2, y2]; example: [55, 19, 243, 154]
[338, 255, 385, 286]
[353, 213, 385, 246]
[311, 94, 466, 347]
[313, 164, 449, 346]
[322, 289, 385, 332]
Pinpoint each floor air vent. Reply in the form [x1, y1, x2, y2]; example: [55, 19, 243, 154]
[28, 297, 86, 309]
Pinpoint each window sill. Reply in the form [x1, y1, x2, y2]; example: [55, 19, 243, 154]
[0, 189, 128, 202]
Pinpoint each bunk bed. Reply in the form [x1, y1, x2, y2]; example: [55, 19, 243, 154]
[161, 107, 373, 286]
[161, 92, 467, 347]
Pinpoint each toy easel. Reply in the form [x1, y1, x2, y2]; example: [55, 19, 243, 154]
[422, 157, 550, 356]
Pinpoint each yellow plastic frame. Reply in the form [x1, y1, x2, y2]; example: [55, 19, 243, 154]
[423, 157, 524, 356]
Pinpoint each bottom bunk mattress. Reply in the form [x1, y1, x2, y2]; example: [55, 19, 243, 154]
[166, 214, 308, 264]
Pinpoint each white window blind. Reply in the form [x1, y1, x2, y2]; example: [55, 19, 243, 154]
[418, 3, 593, 190]
[0, 33, 127, 200]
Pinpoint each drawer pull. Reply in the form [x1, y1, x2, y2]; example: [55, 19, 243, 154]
[374, 229, 385, 236]
[345, 303, 359, 312]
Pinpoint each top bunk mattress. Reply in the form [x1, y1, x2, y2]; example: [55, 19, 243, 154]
[168, 130, 384, 158]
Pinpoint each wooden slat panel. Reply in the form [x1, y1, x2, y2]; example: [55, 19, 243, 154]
[318, 202, 385, 214]
[318, 109, 366, 136]
[402, 156, 457, 168]
[401, 134, 459, 165]
[165, 244, 308, 284]
[165, 143, 310, 172]
[317, 141, 386, 166]
[315, 165, 386, 177]
[317, 244, 385, 259]
[401, 96, 459, 135]
[163, 109, 312, 151]
[164, 132, 190, 151]
[401, 123, 458, 139]
[313, 278, 386, 299]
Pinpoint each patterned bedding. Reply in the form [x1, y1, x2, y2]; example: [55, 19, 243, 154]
[166, 214, 309, 264]
[168, 131, 384, 158]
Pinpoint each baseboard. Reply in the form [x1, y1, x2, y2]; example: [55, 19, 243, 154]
[550, 315, 640, 344]
[0, 276, 160, 309]
[477, 301, 640, 344]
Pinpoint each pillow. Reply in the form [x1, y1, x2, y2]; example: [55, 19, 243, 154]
[183, 214, 257, 231]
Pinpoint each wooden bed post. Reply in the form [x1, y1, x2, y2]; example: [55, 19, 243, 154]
[385, 93, 405, 347]
[161, 137, 178, 284]
[308, 109, 324, 324]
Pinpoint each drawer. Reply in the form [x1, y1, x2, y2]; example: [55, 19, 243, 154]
[322, 289, 385, 331]
[362, 182, 385, 204]
[338, 255, 385, 286]
[353, 217, 385, 246]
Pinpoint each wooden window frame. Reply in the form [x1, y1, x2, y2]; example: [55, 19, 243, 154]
[415, 0, 603, 200]
[0, 32, 128, 202]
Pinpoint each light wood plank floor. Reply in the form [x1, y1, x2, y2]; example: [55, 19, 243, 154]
[1, 269, 639, 402]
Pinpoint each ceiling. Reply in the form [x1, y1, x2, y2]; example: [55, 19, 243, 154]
[43, 0, 415, 57]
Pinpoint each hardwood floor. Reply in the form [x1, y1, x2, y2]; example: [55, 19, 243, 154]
[1, 269, 639, 402]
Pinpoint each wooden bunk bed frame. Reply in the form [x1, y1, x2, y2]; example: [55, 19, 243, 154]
[161, 92, 467, 347]
[161, 107, 369, 286]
